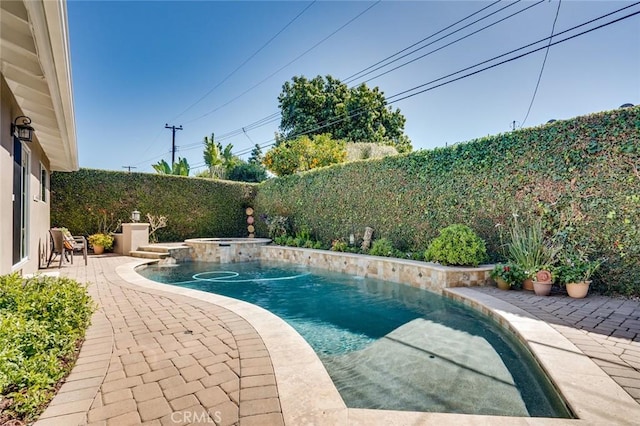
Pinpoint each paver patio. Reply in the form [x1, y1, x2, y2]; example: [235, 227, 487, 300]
[32, 254, 640, 425]
[35, 255, 283, 426]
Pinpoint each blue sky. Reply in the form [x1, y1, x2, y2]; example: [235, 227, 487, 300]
[68, 1, 640, 174]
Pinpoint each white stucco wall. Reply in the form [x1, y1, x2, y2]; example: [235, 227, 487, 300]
[1, 76, 51, 275]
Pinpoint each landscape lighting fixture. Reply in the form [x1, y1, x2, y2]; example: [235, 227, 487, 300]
[11, 115, 34, 142]
[131, 210, 141, 223]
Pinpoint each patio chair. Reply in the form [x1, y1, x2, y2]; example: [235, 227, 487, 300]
[46, 228, 87, 268]
[47, 228, 72, 268]
[63, 228, 88, 266]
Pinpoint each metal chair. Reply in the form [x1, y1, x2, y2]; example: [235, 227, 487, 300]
[68, 233, 88, 266]
[47, 228, 72, 268]
[47, 228, 88, 267]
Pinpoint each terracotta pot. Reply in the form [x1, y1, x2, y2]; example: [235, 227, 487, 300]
[536, 270, 552, 283]
[495, 277, 510, 291]
[566, 281, 591, 299]
[523, 278, 534, 291]
[93, 245, 104, 255]
[533, 281, 552, 296]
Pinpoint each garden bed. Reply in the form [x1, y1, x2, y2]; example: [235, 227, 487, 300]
[0, 274, 94, 424]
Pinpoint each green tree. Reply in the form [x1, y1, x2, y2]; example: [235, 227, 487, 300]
[248, 144, 263, 164]
[227, 162, 268, 183]
[278, 75, 412, 153]
[203, 134, 224, 179]
[201, 135, 242, 179]
[221, 143, 241, 174]
[152, 158, 190, 176]
[263, 133, 346, 176]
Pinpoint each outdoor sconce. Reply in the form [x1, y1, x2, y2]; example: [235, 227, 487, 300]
[11, 116, 34, 142]
[131, 210, 141, 223]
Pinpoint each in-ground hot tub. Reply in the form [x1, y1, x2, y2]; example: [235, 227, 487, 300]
[184, 238, 271, 263]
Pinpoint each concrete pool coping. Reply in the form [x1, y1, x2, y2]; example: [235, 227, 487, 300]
[118, 259, 640, 425]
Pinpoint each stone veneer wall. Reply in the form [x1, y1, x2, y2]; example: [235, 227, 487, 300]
[185, 238, 271, 263]
[167, 246, 193, 262]
[260, 245, 492, 294]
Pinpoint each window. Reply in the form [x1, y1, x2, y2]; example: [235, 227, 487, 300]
[13, 139, 30, 265]
[40, 163, 48, 202]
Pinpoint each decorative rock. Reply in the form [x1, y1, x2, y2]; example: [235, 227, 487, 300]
[361, 227, 374, 251]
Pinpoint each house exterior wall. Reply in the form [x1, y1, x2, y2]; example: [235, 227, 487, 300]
[1, 76, 51, 275]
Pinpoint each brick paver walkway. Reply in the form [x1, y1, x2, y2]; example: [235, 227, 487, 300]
[36, 255, 283, 425]
[34, 254, 640, 424]
[473, 287, 640, 405]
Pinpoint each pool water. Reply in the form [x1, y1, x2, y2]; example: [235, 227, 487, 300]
[137, 261, 571, 417]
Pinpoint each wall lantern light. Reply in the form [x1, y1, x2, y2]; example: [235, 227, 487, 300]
[131, 210, 141, 223]
[11, 116, 34, 142]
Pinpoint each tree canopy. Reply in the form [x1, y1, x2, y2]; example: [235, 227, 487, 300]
[152, 158, 190, 176]
[278, 75, 412, 153]
[199, 134, 267, 182]
[263, 133, 346, 176]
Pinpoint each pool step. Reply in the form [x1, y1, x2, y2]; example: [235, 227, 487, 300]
[137, 245, 174, 253]
[129, 250, 169, 259]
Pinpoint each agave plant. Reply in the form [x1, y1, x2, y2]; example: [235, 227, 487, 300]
[505, 213, 561, 278]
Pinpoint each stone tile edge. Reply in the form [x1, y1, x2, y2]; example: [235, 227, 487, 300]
[34, 309, 113, 425]
[118, 259, 588, 425]
[116, 260, 347, 426]
[445, 287, 640, 425]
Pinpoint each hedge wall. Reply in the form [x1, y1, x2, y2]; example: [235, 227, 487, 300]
[51, 169, 256, 242]
[254, 107, 640, 295]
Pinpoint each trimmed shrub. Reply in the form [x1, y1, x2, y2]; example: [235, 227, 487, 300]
[0, 274, 94, 422]
[369, 238, 398, 257]
[51, 169, 256, 242]
[425, 224, 488, 266]
[255, 107, 640, 295]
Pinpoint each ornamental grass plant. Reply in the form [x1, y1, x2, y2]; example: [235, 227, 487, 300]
[504, 214, 561, 278]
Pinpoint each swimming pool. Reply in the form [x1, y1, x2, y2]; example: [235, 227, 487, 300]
[137, 261, 571, 417]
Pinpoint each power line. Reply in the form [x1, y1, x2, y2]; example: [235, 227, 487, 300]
[521, 0, 562, 127]
[188, 1, 542, 155]
[357, 0, 546, 85]
[242, 127, 255, 145]
[136, 127, 166, 159]
[132, 150, 173, 168]
[385, 2, 640, 103]
[388, 9, 640, 104]
[343, 0, 503, 83]
[183, 1, 381, 124]
[168, 1, 317, 123]
[227, 5, 640, 158]
[181, 2, 640, 162]
[176, 112, 281, 152]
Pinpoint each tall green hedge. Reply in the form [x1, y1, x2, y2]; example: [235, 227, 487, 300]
[51, 169, 256, 242]
[255, 107, 640, 295]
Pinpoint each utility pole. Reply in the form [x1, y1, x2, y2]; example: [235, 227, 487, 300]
[122, 166, 137, 173]
[165, 124, 183, 165]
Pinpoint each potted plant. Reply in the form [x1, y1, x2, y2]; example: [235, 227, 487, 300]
[490, 263, 526, 290]
[532, 269, 553, 296]
[502, 214, 560, 291]
[88, 233, 114, 255]
[556, 251, 602, 299]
